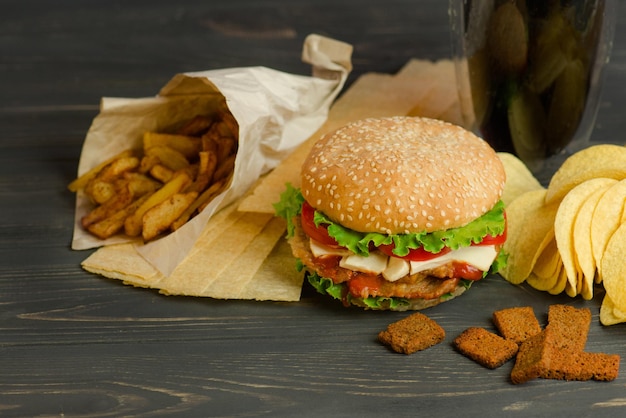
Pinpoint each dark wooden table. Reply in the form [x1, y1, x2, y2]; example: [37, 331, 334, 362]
[2, 1, 626, 416]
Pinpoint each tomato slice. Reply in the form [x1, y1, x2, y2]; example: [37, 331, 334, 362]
[474, 232, 506, 246]
[473, 214, 507, 246]
[377, 243, 451, 262]
[300, 201, 341, 248]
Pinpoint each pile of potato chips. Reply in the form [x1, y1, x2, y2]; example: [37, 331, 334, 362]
[498, 145, 626, 325]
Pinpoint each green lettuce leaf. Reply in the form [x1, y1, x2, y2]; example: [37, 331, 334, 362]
[273, 182, 305, 237]
[276, 185, 506, 256]
[307, 271, 345, 300]
[306, 271, 411, 310]
[487, 250, 508, 276]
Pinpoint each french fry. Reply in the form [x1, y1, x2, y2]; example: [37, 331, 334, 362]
[139, 154, 160, 174]
[144, 145, 190, 171]
[197, 180, 227, 212]
[176, 115, 215, 136]
[143, 132, 201, 159]
[149, 164, 174, 183]
[124, 171, 192, 237]
[218, 110, 239, 138]
[204, 129, 237, 162]
[67, 149, 135, 192]
[171, 180, 224, 231]
[214, 154, 236, 181]
[208, 110, 238, 139]
[179, 163, 199, 182]
[86, 179, 119, 204]
[87, 194, 150, 240]
[201, 134, 218, 154]
[83, 156, 141, 204]
[97, 156, 140, 180]
[82, 184, 133, 227]
[124, 172, 161, 196]
[185, 151, 217, 193]
[216, 136, 237, 162]
[142, 191, 199, 241]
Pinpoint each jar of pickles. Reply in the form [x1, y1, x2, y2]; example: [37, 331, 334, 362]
[450, 0, 616, 174]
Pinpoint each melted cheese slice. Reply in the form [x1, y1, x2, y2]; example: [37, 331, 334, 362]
[409, 245, 498, 274]
[383, 256, 410, 282]
[309, 239, 498, 282]
[309, 239, 352, 258]
[340, 251, 388, 274]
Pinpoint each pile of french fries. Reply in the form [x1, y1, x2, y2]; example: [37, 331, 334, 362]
[68, 111, 238, 241]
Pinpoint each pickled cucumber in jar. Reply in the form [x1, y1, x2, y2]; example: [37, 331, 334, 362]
[461, 0, 607, 169]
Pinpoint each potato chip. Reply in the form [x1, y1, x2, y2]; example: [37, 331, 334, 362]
[497, 152, 544, 207]
[548, 266, 569, 296]
[590, 179, 626, 282]
[573, 180, 615, 287]
[601, 223, 626, 312]
[501, 189, 559, 285]
[554, 177, 616, 298]
[526, 271, 554, 292]
[600, 293, 626, 326]
[545, 144, 626, 204]
[527, 236, 560, 292]
[532, 235, 560, 280]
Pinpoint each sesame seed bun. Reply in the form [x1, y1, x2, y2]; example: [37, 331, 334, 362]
[301, 116, 506, 234]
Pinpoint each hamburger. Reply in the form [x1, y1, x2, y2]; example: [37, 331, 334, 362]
[275, 116, 508, 310]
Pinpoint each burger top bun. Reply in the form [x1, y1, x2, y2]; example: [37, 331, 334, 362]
[301, 116, 506, 235]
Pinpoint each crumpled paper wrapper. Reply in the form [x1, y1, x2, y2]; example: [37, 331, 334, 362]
[238, 58, 469, 214]
[71, 34, 352, 276]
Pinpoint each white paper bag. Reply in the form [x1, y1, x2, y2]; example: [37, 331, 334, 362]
[71, 34, 352, 276]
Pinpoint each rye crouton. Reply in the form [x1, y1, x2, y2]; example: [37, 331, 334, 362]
[378, 312, 445, 354]
[546, 304, 591, 352]
[510, 330, 551, 384]
[510, 305, 619, 384]
[454, 327, 519, 369]
[580, 352, 621, 382]
[492, 306, 542, 345]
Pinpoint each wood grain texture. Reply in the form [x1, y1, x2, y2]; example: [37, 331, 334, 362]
[2, 0, 626, 416]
